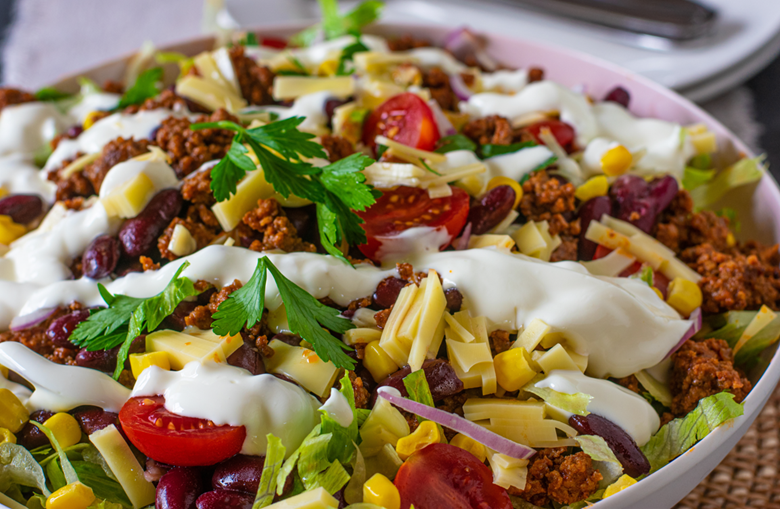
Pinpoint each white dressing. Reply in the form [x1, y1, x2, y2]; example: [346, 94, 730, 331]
[68, 92, 121, 124]
[0, 154, 56, 203]
[0, 364, 33, 404]
[265, 91, 332, 135]
[481, 69, 529, 93]
[536, 369, 660, 446]
[132, 362, 320, 456]
[321, 388, 354, 428]
[0, 342, 130, 412]
[484, 145, 555, 182]
[0, 102, 69, 156]
[375, 226, 452, 263]
[407, 47, 468, 74]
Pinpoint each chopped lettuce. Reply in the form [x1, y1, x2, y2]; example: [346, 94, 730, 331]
[523, 378, 592, 416]
[275, 424, 350, 496]
[72, 461, 131, 507]
[716, 207, 740, 232]
[403, 370, 435, 419]
[434, 134, 477, 154]
[87, 500, 126, 509]
[682, 167, 715, 191]
[253, 434, 286, 509]
[689, 156, 765, 211]
[31, 421, 79, 485]
[697, 310, 780, 370]
[641, 392, 743, 473]
[320, 374, 359, 464]
[343, 444, 366, 505]
[291, 0, 384, 47]
[559, 489, 605, 509]
[575, 435, 621, 467]
[0, 443, 50, 497]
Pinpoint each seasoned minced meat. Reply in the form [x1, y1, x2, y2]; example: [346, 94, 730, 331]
[153, 109, 237, 178]
[670, 338, 751, 416]
[185, 203, 221, 230]
[655, 190, 731, 254]
[521, 170, 580, 261]
[510, 448, 602, 506]
[615, 375, 642, 394]
[48, 154, 95, 202]
[185, 279, 243, 329]
[387, 35, 431, 52]
[0, 304, 82, 364]
[349, 371, 370, 409]
[157, 217, 218, 261]
[528, 67, 545, 82]
[489, 329, 511, 356]
[320, 134, 355, 162]
[242, 198, 316, 253]
[83, 137, 152, 192]
[462, 115, 513, 146]
[124, 89, 189, 114]
[423, 67, 458, 112]
[0, 87, 35, 112]
[228, 46, 276, 105]
[181, 168, 216, 206]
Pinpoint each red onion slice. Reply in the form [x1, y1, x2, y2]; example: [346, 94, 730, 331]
[664, 307, 702, 360]
[427, 99, 456, 136]
[10, 307, 57, 331]
[444, 27, 497, 73]
[378, 389, 537, 459]
[453, 222, 472, 251]
[449, 72, 474, 101]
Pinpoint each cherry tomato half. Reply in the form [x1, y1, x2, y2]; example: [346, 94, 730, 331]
[356, 186, 469, 262]
[524, 119, 576, 152]
[395, 443, 512, 509]
[362, 93, 440, 154]
[259, 37, 287, 49]
[119, 396, 246, 466]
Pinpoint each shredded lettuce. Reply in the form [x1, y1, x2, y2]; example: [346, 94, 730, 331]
[0, 443, 50, 497]
[87, 500, 125, 509]
[253, 434, 286, 509]
[559, 489, 605, 509]
[31, 421, 79, 485]
[697, 310, 780, 370]
[320, 374, 359, 464]
[71, 461, 131, 507]
[402, 370, 435, 419]
[291, 0, 384, 47]
[343, 443, 366, 505]
[689, 156, 765, 211]
[275, 424, 350, 496]
[682, 167, 715, 191]
[640, 392, 744, 473]
[575, 435, 621, 467]
[523, 378, 592, 416]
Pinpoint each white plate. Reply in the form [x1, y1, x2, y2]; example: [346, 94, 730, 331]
[222, 0, 780, 101]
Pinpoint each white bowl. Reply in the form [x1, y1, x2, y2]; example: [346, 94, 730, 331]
[45, 22, 780, 509]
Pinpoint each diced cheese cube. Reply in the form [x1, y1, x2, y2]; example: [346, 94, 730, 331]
[211, 168, 275, 231]
[89, 425, 156, 509]
[512, 220, 547, 258]
[264, 340, 339, 398]
[265, 487, 338, 509]
[176, 74, 247, 113]
[145, 328, 243, 370]
[468, 234, 516, 250]
[512, 319, 551, 351]
[167, 224, 197, 257]
[343, 327, 382, 346]
[536, 344, 580, 374]
[272, 76, 355, 101]
[690, 131, 717, 155]
[129, 351, 171, 379]
[100, 172, 156, 218]
[408, 271, 447, 371]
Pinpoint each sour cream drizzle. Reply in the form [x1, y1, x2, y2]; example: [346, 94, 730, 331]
[0, 154, 56, 202]
[536, 369, 660, 446]
[0, 102, 69, 156]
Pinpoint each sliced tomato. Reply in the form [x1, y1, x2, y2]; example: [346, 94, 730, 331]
[259, 37, 287, 49]
[119, 396, 246, 466]
[356, 186, 469, 261]
[362, 92, 440, 154]
[395, 443, 512, 509]
[524, 119, 576, 152]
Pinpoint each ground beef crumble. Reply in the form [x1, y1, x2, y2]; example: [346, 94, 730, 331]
[462, 115, 513, 146]
[320, 134, 355, 162]
[124, 89, 189, 114]
[181, 168, 216, 206]
[242, 198, 316, 253]
[83, 137, 152, 192]
[489, 329, 511, 356]
[228, 46, 276, 106]
[510, 448, 602, 506]
[423, 67, 458, 112]
[0, 87, 35, 112]
[47, 153, 95, 202]
[185, 280, 243, 330]
[0, 304, 84, 364]
[386, 35, 431, 52]
[521, 170, 580, 261]
[670, 338, 751, 416]
[157, 217, 218, 261]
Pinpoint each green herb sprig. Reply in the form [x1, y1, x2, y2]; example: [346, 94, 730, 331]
[291, 0, 384, 47]
[190, 118, 378, 263]
[116, 67, 164, 110]
[211, 256, 356, 369]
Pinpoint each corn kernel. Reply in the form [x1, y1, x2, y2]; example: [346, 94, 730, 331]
[0, 388, 29, 433]
[129, 351, 171, 379]
[603, 474, 637, 498]
[395, 420, 440, 460]
[363, 473, 401, 509]
[0, 427, 16, 444]
[450, 433, 487, 462]
[486, 177, 523, 208]
[82, 111, 105, 130]
[653, 287, 664, 300]
[0, 215, 26, 245]
[666, 277, 702, 316]
[601, 145, 633, 176]
[43, 413, 82, 449]
[317, 59, 339, 76]
[46, 482, 96, 509]
[574, 175, 609, 202]
[493, 347, 539, 392]
[727, 232, 736, 247]
[364, 341, 399, 382]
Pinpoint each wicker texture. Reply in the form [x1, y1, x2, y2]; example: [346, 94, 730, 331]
[675, 387, 780, 509]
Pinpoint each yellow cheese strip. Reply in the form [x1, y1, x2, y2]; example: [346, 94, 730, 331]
[468, 234, 516, 250]
[176, 75, 247, 113]
[379, 284, 419, 367]
[343, 328, 382, 346]
[375, 135, 448, 164]
[444, 312, 475, 343]
[408, 270, 447, 371]
[446, 340, 493, 372]
[273, 76, 355, 101]
[266, 487, 339, 509]
[145, 328, 242, 370]
[211, 168, 274, 231]
[512, 319, 551, 351]
[536, 344, 580, 374]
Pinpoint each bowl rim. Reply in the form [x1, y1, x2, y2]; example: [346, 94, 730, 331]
[45, 20, 780, 508]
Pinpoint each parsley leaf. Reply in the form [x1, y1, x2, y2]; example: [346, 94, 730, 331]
[210, 140, 257, 202]
[480, 141, 536, 159]
[434, 134, 476, 154]
[243, 32, 259, 46]
[34, 87, 73, 102]
[70, 262, 201, 379]
[116, 67, 163, 109]
[336, 38, 369, 75]
[318, 153, 377, 211]
[212, 257, 356, 369]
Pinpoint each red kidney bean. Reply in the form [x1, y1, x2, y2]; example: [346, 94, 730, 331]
[467, 185, 516, 235]
[373, 277, 406, 309]
[211, 454, 265, 494]
[18, 410, 55, 449]
[372, 359, 463, 405]
[577, 196, 612, 261]
[76, 346, 119, 372]
[324, 98, 351, 127]
[604, 86, 631, 109]
[272, 333, 302, 347]
[45, 309, 90, 348]
[444, 287, 463, 312]
[609, 175, 678, 234]
[568, 413, 650, 478]
[83, 234, 121, 279]
[227, 344, 265, 375]
[156, 467, 205, 509]
[66, 125, 84, 138]
[648, 175, 679, 213]
[119, 189, 182, 257]
[0, 194, 44, 224]
[72, 407, 119, 435]
[195, 490, 253, 509]
[162, 301, 199, 331]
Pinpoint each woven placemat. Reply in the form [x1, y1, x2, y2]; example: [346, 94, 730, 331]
[674, 387, 780, 509]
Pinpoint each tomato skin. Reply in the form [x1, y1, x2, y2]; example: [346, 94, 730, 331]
[119, 396, 246, 467]
[592, 245, 670, 296]
[525, 120, 576, 152]
[259, 37, 287, 49]
[362, 93, 440, 154]
[395, 443, 512, 509]
[356, 186, 469, 262]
